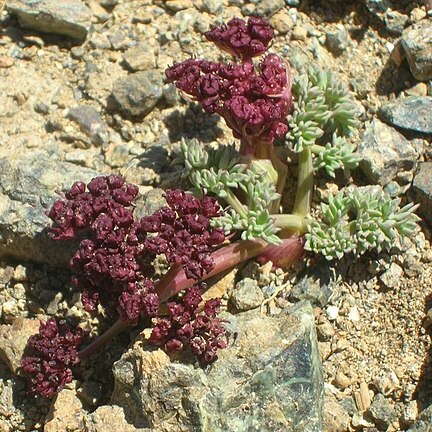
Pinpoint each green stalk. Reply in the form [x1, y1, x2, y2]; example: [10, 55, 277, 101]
[225, 188, 248, 219]
[293, 147, 313, 217]
[272, 214, 308, 233]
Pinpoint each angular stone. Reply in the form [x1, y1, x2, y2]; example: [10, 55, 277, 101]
[0, 151, 99, 265]
[254, 0, 284, 17]
[111, 71, 163, 117]
[7, 0, 92, 39]
[378, 96, 432, 135]
[401, 20, 432, 81]
[366, 393, 397, 430]
[123, 45, 156, 72]
[230, 278, 264, 311]
[0, 318, 40, 373]
[358, 119, 419, 186]
[44, 389, 85, 432]
[67, 105, 108, 146]
[290, 259, 336, 307]
[85, 405, 149, 432]
[407, 403, 432, 432]
[112, 302, 324, 431]
[412, 162, 432, 224]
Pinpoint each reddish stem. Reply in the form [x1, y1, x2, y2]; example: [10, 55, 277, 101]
[78, 236, 305, 360]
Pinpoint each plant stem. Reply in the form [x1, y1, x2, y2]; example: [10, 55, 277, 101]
[78, 319, 128, 361]
[225, 189, 248, 219]
[156, 239, 268, 302]
[272, 214, 307, 233]
[293, 147, 313, 217]
[76, 235, 305, 360]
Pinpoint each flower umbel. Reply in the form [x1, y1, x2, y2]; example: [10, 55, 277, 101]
[20, 318, 86, 398]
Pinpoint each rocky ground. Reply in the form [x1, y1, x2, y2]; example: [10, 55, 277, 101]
[0, 0, 432, 431]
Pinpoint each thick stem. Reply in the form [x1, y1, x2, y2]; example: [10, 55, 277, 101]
[77, 235, 305, 361]
[78, 319, 128, 361]
[293, 147, 313, 217]
[225, 188, 248, 219]
[157, 239, 267, 302]
[269, 147, 288, 213]
[272, 214, 307, 233]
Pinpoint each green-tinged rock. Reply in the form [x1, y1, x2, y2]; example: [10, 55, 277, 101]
[112, 302, 324, 431]
[378, 97, 432, 135]
[412, 162, 432, 224]
[0, 152, 98, 265]
[7, 0, 92, 40]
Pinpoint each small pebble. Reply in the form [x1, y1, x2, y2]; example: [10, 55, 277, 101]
[291, 26, 307, 41]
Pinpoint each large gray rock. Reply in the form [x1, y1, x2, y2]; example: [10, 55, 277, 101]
[358, 119, 419, 186]
[401, 20, 432, 81]
[112, 302, 324, 431]
[111, 71, 163, 117]
[378, 97, 432, 135]
[7, 0, 92, 39]
[0, 152, 98, 265]
[412, 162, 432, 225]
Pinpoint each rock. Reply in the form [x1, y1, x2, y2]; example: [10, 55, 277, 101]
[412, 162, 432, 225]
[67, 105, 108, 146]
[44, 389, 85, 432]
[112, 302, 324, 431]
[325, 26, 349, 55]
[85, 405, 148, 432]
[366, 393, 397, 430]
[199, 0, 223, 14]
[0, 318, 40, 373]
[379, 263, 403, 288]
[134, 188, 166, 220]
[291, 25, 308, 41]
[0, 151, 99, 265]
[7, 0, 92, 40]
[269, 10, 294, 34]
[123, 45, 156, 72]
[230, 278, 264, 311]
[254, 0, 284, 17]
[44, 389, 84, 432]
[111, 71, 163, 117]
[401, 20, 432, 81]
[407, 403, 432, 431]
[290, 259, 335, 307]
[324, 391, 351, 432]
[334, 371, 352, 389]
[378, 96, 432, 135]
[316, 319, 335, 341]
[364, 0, 408, 35]
[358, 119, 419, 186]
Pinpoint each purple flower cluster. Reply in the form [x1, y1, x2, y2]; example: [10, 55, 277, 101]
[47, 177, 224, 323]
[165, 18, 291, 144]
[47, 175, 138, 240]
[149, 286, 228, 365]
[205, 17, 274, 60]
[48, 175, 158, 323]
[20, 318, 85, 398]
[136, 189, 225, 281]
